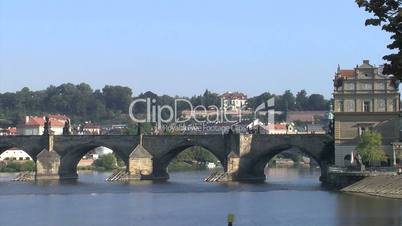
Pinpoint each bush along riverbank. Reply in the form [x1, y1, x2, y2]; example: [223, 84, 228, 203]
[78, 153, 126, 171]
[0, 161, 35, 172]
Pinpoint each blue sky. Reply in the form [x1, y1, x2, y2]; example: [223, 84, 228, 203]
[0, 0, 391, 98]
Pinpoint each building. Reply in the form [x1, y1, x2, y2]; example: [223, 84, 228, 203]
[333, 60, 400, 166]
[0, 148, 32, 161]
[286, 111, 327, 124]
[0, 127, 16, 136]
[82, 123, 101, 135]
[17, 115, 69, 135]
[266, 123, 296, 134]
[221, 92, 247, 110]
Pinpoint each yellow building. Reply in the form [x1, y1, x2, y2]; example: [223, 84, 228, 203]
[333, 60, 400, 166]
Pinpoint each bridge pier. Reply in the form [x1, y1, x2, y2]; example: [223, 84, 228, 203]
[127, 143, 155, 180]
[35, 149, 61, 180]
[35, 134, 61, 180]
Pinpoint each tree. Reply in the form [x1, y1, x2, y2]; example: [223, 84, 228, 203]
[356, 130, 387, 166]
[202, 89, 221, 107]
[275, 90, 296, 111]
[356, 0, 402, 80]
[102, 85, 133, 112]
[307, 94, 328, 110]
[295, 90, 309, 110]
[93, 153, 118, 171]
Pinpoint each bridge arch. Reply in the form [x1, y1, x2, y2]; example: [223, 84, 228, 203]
[160, 144, 227, 169]
[0, 145, 38, 162]
[154, 142, 228, 180]
[251, 144, 324, 180]
[59, 143, 129, 180]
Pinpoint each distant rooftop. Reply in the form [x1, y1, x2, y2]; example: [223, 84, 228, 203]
[221, 92, 247, 99]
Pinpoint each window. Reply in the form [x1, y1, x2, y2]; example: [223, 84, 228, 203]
[360, 83, 372, 90]
[376, 82, 385, 90]
[346, 100, 355, 112]
[394, 99, 398, 112]
[345, 83, 355, 91]
[377, 99, 386, 112]
[338, 100, 344, 112]
[363, 101, 371, 112]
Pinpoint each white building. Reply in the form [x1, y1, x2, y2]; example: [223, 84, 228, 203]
[221, 92, 247, 110]
[82, 123, 101, 135]
[0, 127, 16, 136]
[17, 115, 69, 135]
[0, 148, 32, 161]
[94, 146, 114, 156]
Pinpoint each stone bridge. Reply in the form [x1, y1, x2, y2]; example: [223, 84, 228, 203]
[0, 134, 334, 182]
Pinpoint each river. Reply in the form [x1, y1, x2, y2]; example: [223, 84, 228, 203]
[0, 168, 401, 226]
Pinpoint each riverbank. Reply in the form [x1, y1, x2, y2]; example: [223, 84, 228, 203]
[342, 175, 402, 199]
[0, 161, 35, 172]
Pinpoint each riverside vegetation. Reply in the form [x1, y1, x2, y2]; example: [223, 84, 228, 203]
[0, 161, 35, 172]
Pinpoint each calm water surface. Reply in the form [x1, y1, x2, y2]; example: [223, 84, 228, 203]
[0, 168, 401, 226]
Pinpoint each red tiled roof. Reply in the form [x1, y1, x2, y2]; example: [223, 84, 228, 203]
[267, 124, 287, 130]
[338, 70, 355, 78]
[275, 124, 287, 130]
[25, 117, 45, 126]
[221, 92, 247, 99]
[24, 116, 64, 127]
[48, 114, 70, 121]
[8, 127, 16, 134]
[0, 127, 17, 135]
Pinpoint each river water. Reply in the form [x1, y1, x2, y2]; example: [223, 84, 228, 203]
[0, 168, 401, 226]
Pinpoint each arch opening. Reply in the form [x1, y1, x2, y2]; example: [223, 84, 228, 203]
[161, 145, 225, 181]
[254, 146, 323, 184]
[0, 147, 36, 180]
[60, 145, 127, 181]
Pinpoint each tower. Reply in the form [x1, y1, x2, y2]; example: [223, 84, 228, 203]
[333, 60, 400, 166]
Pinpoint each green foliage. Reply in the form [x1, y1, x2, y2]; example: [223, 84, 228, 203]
[357, 131, 387, 166]
[189, 90, 221, 107]
[0, 83, 134, 125]
[356, 0, 402, 80]
[176, 146, 218, 163]
[0, 84, 330, 127]
[247, 90, 330, 112]
[169, 146, 219, 171]
[102, 85, 133, 112]
[295, 90, 309, 110]
[0, 161, 35, 172]
[93, 154, 118, 171]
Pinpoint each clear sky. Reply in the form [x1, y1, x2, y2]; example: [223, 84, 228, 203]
[0, 0, 391, 98]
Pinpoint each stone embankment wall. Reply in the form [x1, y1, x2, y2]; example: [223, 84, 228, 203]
[342, 175, 402, 199]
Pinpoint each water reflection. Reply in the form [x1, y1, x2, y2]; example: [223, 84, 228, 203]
[0, 168, 401, 226]
[336, 193, 402, 226]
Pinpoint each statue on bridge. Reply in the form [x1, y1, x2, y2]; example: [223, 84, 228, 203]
[43, 116, 52, 136]
[63, 120, 71, 135]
